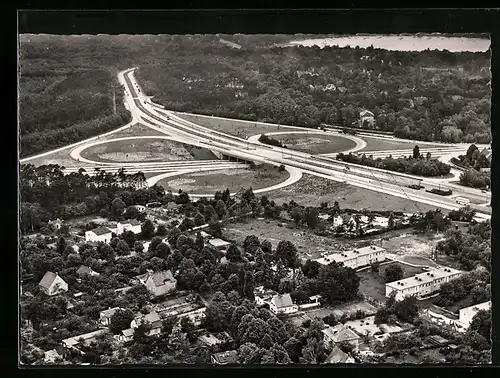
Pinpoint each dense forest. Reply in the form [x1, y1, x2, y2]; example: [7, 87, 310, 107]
[19, 34, 491, 157]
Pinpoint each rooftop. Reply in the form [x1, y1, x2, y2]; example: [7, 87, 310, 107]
[315, 245, 385, 265]
[147, 270, 176, 287]
[386, 266, 462, 291]
[326, 345, 352, 363]
[271, 293, 294, 309]
[88, 227, 112, 236]
[212, 350, 238, 364]
[209, 238, 231, 248]
[459, 301, 491, 315]
[322, 324, 360, 343]
[62, 329, 109, 347]
[38, 271, 62, 289]
[120, 219, 142, 226]
[100, 307, 122, 318]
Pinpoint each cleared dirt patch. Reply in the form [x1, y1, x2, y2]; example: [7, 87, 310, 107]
[267, 174, 442, 213]
[274, 133, 356, 154]
[156, 164, 289, 194]
[360, 137, 447, 152]
[80, 138, 215, 163]
[175, 112, 308, 139]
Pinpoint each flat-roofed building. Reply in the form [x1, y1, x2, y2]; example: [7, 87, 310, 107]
[458, 301, 491, 329]
[314, 245, 385, 269]
[385, 266, 462, 301]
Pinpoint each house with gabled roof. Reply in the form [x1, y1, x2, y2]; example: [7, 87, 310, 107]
[117, 219, 142, 235]
[325, 345, 356, 364]
[143, 270, 177, 297]
[130, 311, 162, 336]
[322, 324, 361, 352]
[269, 293, 298, 315]
[85, 227, 112, 243]
[99, 307, 124, 326]
[38, 271, 68, 296]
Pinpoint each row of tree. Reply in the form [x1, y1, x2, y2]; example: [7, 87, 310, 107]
[335, 151, 451, 177]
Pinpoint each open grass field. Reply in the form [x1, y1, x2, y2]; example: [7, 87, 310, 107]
[358, 270, 389, 303]
[275, 133, 356, 154]
[267, 174, 442, 213]
[156, 164, 289, 194]
[99, 123, 167, 140]
[223, 217, 357, 260]
[359, 137, 447, 152]
[80, 138, 216, 163]
[174, 112, 308, 139]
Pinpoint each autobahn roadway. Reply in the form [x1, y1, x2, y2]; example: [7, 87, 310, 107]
[120, 68, 491, 221]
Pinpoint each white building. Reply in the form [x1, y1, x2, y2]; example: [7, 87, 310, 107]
[117, 220, 142, 235]
[269, 294, 298, 315]
[385, 266, 462, 301]
[38, 271, 68, 296]
[322, 324, 360, 352]
[130, 311, 162, 336]
[314, 245, 386, 269]
[141, 270, 177, 297]
[254, 286, 278, 306]
[208, 238, 231, 250]
[359, 109, 375, 128]
[85, 227, 112, 243]
[458, 301, 491, 329]
[99, 307, 123, 326]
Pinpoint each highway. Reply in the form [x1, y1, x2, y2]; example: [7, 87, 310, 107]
[119, 68, 490, 220]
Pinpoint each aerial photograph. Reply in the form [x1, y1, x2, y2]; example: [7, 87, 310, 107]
[19, 32, 492, 365]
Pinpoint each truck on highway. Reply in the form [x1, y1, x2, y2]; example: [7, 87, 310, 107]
[455, 197, 470, 206]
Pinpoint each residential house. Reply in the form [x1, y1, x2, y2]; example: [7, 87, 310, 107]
[458, 301, 491, 329]
[85, 227, 112, 243]
[325, 345, 356, 364]
[76, 265, 100, 277]
[130, 311, 162, 336]
[62, 329, 109, 353]
[48, 219, 64, 230]
[209, 238, 231, 251]
[143, 270, 177, 297]
[166, 202, 180, 213]
[198, 331, 233, 348]
[133, 205, 146, 213]
[99, 307, 123, 326]
[322, 324, 361, 352]
[359, 110, 375, 128]
[333, 214, 358, 230]
[38, 271, 68, 296]
[117, 328, 135, 342]
[385, 266, 462, 301]
[298, 295, 322, 310]
[314, 245, 386, 269]
[254, 286, 278, 307]
[269, 294, 299, 315]
[117, 219, 142, 235]
[211, 350, 238, 365]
